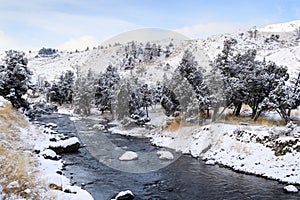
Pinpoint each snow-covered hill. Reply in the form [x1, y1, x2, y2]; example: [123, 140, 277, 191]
[26, 20, 300, 84]
[258, 20, 300, 32]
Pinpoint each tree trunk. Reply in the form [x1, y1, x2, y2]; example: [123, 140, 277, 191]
[279, 108, 290, 124]
[212, 104, 220, 122]
[253, 110, 262, 121]
[234, 103, 242, 116]
[251, 104, 258, 119]
[206, 109, 210, 119]
[287, 109, 291, 117]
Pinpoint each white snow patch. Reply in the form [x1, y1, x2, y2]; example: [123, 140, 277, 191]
[50, 137, 80, 148]
[7, 181, 19, 189]
[284, 185, 298, 193]
[157, 150, 174, 160]
[41, 149, 59, 159]
[112, 190, 134, 200]
[119, 151, 138, 161]
[205, 160, 216, 165]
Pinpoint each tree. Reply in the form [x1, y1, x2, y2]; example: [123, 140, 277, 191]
[47, 70, 75, 105]
[295, 27, 300, 39]
[161, 86, 181, 116]
[95, 65, 120, 113]
[73, 69, 96, 116]
[211, 38, 291, 122]
[180, 50, 209, 113]
[0, 50, 32, 109]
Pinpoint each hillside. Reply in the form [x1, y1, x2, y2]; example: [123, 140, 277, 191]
[26, 20, 300, 86]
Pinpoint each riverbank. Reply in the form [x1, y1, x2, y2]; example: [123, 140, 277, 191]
[0, 97, 93, 199]
[109, 109, 300, 185]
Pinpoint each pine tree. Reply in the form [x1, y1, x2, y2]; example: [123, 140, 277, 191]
[0, 50, 32, 109]
[73, 69, 96, 116]
[178, 50, 210, 117]
[95, 65, 120, 113]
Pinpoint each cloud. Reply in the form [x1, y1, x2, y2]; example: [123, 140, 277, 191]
[59, 35, 101, 51]
[0, 30, 16, 50]
[175, 23, 253, 39]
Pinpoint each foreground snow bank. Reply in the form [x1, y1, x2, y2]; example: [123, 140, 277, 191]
[36, 123, 93, 199]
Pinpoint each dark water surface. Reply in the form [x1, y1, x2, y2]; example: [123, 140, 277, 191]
[37, 114, 300, 200]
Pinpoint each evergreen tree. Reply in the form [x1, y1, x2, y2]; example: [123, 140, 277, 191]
[0, 50, 32, 109]
[95, 65, 120, 113]
[178, 50, 210, 117]
[73, 69, 96, 116]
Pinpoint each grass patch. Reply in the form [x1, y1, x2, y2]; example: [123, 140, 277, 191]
[0, 102, 47, 199]
[219, 113, 286, 126]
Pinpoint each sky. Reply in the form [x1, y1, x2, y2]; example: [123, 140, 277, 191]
[0, 0, 299, 51]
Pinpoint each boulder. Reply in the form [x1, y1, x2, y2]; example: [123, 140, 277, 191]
[41, 149, 60, 160]
[49, 137, 80, 154]
[284, 185, 298, 193]
[157, 150, 174, 160]
[119, 151, 138, 161]
[112, 190, 134, 200]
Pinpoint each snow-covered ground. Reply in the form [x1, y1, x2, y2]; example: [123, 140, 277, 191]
[0, 97, 93, 199]
[110, 108, 300, 185]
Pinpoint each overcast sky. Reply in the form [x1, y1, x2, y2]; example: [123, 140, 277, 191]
[0, 0, 299, 51]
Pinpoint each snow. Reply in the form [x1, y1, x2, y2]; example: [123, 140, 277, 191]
[0, 104, 93, 199]
[119, 151, 138, 161]
[6, 181, 20, 189]
[50, 137, 80, 148]
[112, 190, 134, 200]
[157, 150, 174, 160]
[205, 160, 216, 165]
[109, 106, 300, 185]
[258, 20, 300, 32]
[149, 123, 300, 184]
[0, 96, 5, 107]
[284, 185, 298, 193]
[41, 149, 59, 159]
[45, 122, 57, 128]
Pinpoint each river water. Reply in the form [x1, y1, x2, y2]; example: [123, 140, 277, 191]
[37, 114, 300, 200]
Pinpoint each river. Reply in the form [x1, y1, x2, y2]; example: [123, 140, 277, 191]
[37, 114, 299, 200]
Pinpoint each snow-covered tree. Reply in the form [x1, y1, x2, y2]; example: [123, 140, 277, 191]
[0, 50, 32, 109]
[178, 50, 210, 118]
[95, 65, 120, 113]
[73, 69, 96, 116]
[161, 86, 181, 116]
[47, 70, 75, 105]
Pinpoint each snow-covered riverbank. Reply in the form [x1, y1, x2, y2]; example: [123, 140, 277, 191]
[110, 109, 300, 185]
[0, 97, 93, 199]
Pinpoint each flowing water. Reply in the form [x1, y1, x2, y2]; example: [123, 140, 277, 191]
[37, 114, 300, 200]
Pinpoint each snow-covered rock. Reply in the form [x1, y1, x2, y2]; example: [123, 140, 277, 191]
[49, 137, 80, 154]
[157, 150, 174, 160]
[41, 149, 60, 160]
[92, 124, 105, 130]
[7, 181, 20, 189]
[112, 190, 134, 200]
[205, 160, 216, 165]
[24, 189, 31, 194]
[45, 123, 57, 128]
[284, 185, 298, 193]
[119, 151, 138, 161]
